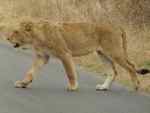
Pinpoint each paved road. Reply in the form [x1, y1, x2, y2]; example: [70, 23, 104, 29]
[0, 43, 150, 113]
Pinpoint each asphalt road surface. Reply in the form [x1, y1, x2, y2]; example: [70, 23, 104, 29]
[0, 42, 150, 113]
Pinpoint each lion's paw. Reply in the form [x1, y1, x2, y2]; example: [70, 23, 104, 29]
[14, 80, 32, 88]
[96, 84, 110, 91]
[67, 84, 79, 92]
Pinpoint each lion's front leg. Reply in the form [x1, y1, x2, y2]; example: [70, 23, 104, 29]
[15, 54, 49, 88]
[60, 53, 78, 91]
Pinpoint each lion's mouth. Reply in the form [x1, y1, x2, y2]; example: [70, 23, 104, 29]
[13, 43, 20, 48]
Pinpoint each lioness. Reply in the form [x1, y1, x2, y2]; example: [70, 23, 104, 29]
[6, 20, 140, 91]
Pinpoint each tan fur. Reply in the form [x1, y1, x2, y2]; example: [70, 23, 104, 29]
[7, 20, 140, 91]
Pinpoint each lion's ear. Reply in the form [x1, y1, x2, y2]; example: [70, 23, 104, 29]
[20, 21, 33, 32]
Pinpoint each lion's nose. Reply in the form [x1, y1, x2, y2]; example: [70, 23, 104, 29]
[14, 43, 20, 48]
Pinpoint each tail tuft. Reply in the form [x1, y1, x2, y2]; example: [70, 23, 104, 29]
[136, 68, 150, 75]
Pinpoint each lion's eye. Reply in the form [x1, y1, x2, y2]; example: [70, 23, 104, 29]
[14, 30, 19, 34]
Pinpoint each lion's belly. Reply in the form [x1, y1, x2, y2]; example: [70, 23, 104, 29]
[63, 33, 99, 57]
[58, 23, 100, 56]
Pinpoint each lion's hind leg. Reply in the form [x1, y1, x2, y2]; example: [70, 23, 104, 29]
[96, 50, 118, 91]
[112, 54, 140, 91]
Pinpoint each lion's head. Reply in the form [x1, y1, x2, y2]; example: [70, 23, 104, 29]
[7, 21, 34, 48]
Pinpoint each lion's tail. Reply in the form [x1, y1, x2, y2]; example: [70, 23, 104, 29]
[120, 28, 150, 75]
[120, 27, 137, 69]
[120, 27, 128, 57]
